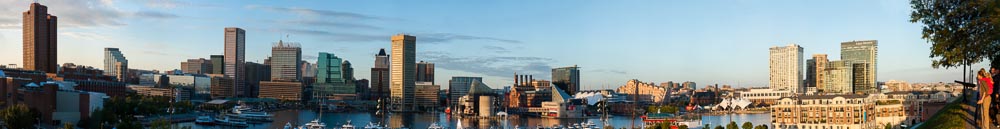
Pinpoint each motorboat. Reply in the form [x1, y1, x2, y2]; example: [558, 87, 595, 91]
[427, 122, 445, 129]
[299, 119, 327, 129]
[194, 116, 214, 125]
[340, 120, 356, 129]
[363, 122, 387, 129]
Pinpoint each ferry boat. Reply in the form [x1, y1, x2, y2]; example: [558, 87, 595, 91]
[214, 116, 248, 127]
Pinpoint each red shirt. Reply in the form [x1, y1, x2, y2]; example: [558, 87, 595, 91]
[981, 77, 994, 95]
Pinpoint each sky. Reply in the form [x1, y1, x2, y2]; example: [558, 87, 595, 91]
[0, 0, 985, 90]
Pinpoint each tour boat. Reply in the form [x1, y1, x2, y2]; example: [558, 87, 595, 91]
[214, 116, 248, 127]
[363, 122, 387, 129]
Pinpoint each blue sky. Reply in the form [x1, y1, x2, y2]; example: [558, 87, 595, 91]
[0, 0, 983, 89]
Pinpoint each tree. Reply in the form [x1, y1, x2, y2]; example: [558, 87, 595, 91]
[742, 122, 753, 129]
[754, 125, 769, 129]
[150, 118, 171, 129]
[885, 123, 892, 129]
[727, 121, 738, 129]
[0, 104, 38, 129]
[910, 0, 1000, 69]
[678, 125, 689, 129]
[705, 124, 711, 129]
[715, 125, 724, 129]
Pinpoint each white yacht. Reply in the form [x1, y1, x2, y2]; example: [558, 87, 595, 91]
[299, 119, 327, 129]
[340, 120, 356, 129]
[427, 123, 445, 129]
[363, 122, 387, 129]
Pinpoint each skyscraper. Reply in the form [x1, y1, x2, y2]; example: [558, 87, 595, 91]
[825, 60, 853, 94]
[371, 49, 390, 101]
[224, 27, 246, 97]
[769, 44, 804, 93]
[210, 55, 224, 74]
[809, 54, 828, 92]
[390, 34, 416, 112]
[23, 2, 58, 73]
[416, 61, 434, 84]
[841, 40, 877, 94]
[301, 61, 316, 78]
[316, 52, 349, 100]
[552, 65, 580, 95]
[270, 40, 302, 81]
[104, 48, 128, 82]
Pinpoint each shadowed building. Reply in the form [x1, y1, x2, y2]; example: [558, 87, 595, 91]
[370, 49, 390, 101]
[23, 2, 58, 73]
[552, 65, 580, 95]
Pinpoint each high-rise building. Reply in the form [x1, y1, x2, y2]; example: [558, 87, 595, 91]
[808, 54, 829, 92]
[23, 3, 58, 73]
[371, 49, 390, 101]
[841, 40, 877, 94]
[104, 48, 128, 81]
[210, 55, 224, 74]
[552, 65, 580, 95]
[181, 58, 210, 75]
[244, 62, 270, 97]
[825, 60, 853, 94]
[270, 40, 302, 81]
[224, 27, 247, 97]
[682, 81, 697, 90]
[769, 44, 804, 93]
[390, 34, 416, 112]
[316, 52, 347, 100]
[342, 60, 354, 81]
[416, 61, 435, 84]
[258, 81, 303, 101]
[449, 76, 483, 107]
[301, 61, 316, 78]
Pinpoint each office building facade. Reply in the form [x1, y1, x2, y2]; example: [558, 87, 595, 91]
[270, 40, 302, 81]
[390, 34, 416, 112]
[808, 54, 828, 92]
[552, 65, 580, 95]
[181, 58, 210, 75]
[841, 40, 877, 94]
[371, 49, 390, 101]
[224, 27, 246, 97]
[416, 61, 434, 84]
[210, 55, 224, 74]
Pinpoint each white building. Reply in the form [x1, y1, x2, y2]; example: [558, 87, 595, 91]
[770, 44, 804, 93]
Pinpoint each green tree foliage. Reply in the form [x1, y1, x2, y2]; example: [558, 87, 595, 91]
[885, 123, 892, 129]
[150, 118, 171, 129]
[726, 121, 738, 129]
[742, 122, 753, 129]
[647, 105, 680, 114]
[678, 125, 689, 129]
[754, 125, 769, 129]
[910, 0, 1000, 68]
[0, 104, 38, 129]
[715, 125, 724, 129]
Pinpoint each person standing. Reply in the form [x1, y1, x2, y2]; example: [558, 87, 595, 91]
[978, 68, 994, 128]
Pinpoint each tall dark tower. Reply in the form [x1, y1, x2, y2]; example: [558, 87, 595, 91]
[23, 2, 58, 73]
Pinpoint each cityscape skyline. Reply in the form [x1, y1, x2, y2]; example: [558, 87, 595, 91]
[0, 0, 985, 90]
